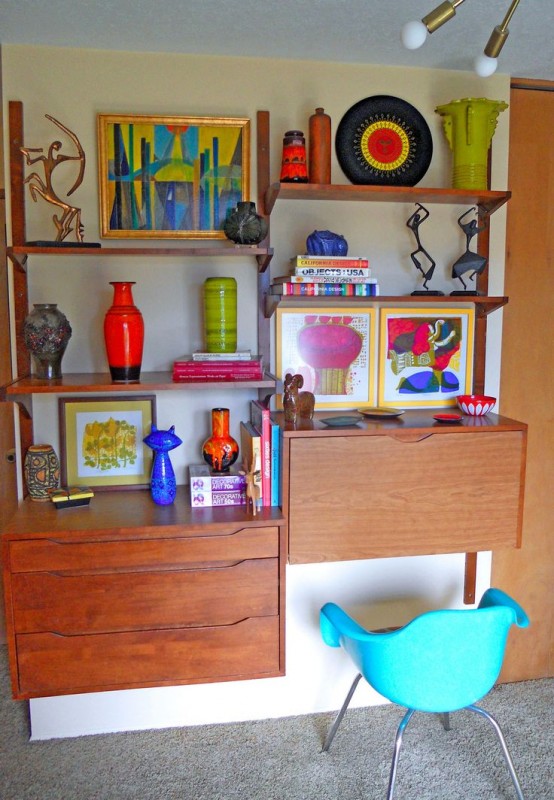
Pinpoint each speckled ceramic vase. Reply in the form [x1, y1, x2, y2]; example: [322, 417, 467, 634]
[23, 303, 72, 379]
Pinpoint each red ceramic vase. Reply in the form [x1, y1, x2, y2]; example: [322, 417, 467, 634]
[202, 408, 239, 473]
[104, 281, 144, 382]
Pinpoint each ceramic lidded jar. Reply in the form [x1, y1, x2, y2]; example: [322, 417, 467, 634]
[23, 303, 72, 379]
[280, 130, 309, 183]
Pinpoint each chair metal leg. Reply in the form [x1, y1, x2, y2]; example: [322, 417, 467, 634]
[387, 708, 415, 800]
[322, 672, 362, 752]
[440, 711, 451, 731]
[467, 704, 525, 800]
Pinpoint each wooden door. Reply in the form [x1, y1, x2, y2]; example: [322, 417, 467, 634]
[492, 80, 554, 680]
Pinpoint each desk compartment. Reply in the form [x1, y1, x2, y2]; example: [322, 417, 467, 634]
[12, 558, 278, 634]
[16, 616, 279, 697]
[287, 430, 526, 563]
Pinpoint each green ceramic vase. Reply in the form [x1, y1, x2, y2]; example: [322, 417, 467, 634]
[203, 277, 237, 353]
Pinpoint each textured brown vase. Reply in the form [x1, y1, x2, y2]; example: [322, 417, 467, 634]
[309, 107, 331, 184]
[24, 444, 60, 501]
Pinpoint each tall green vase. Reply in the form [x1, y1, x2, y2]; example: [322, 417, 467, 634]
[203, 277, 237, 353]
[435, 97, 508, 190]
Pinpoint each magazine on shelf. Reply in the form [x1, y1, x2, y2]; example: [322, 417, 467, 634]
[239, 420, 263, 506]
[250, 400, 271, 507]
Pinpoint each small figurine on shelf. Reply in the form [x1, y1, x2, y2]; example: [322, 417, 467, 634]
[20, 113, 95, 245]
[241, 461, 261, 516]
[451, 207, 488, 295]
[283, 373, 315, 425]
[406, 203, 443, 296]
[143, 425, 183, 505]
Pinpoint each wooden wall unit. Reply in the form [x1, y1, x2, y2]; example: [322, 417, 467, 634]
[280, 411, 527, 566]
[1, 105, 527, 701]
[2, 491, 286, 699]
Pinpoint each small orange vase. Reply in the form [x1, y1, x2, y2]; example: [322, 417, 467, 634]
[104, 281, 144, 382]
[202, 408, 239, 473]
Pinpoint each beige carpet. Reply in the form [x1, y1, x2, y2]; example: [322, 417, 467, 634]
[0, 647, 552, 799]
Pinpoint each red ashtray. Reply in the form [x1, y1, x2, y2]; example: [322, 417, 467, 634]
[433, 413, 462, 423]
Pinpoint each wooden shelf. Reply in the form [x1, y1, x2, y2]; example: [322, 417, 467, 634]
[263, 182, 511, 216]
[3, 371, 278, 397]
[7, 244, 274, 273]
[265, 294, 508, 319]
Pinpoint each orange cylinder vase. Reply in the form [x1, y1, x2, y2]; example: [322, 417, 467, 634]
[104, 281, 144, 383]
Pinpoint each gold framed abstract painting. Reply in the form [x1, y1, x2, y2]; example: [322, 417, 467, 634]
[378, 307, 475, 408]
[97, 114, 250, 239]
[58, 396, 156, 489]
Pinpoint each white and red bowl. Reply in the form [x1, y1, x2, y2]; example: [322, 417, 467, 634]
[456, 394, 497, 416]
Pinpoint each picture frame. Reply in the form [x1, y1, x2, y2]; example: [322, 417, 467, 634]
[378, 307, 475, 408]
[276, 306, 377, 409]
[97, 114, 250, 239]
[58, 396, 156, 490]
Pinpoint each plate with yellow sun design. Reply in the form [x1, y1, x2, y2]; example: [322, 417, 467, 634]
[335, 95, 433, 186]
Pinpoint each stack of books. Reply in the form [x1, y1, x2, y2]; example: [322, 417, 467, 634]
[270, 254, 379, 297]
[239, 400, 281, 508]
[173, 352, 264, 382]
[189, 464, 246, 508]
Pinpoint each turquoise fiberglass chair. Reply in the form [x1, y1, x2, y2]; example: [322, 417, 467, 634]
[320, 588, 530, 800]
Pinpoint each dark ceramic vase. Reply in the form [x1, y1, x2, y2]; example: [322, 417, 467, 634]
[23, 303, 72, 379]
[223, 201, 268, 245]
[202, 408, 239, 473]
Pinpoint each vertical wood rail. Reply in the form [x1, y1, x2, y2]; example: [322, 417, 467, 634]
[8, 101, 26, 247]
[7, 102, 31, 379]
[257, 111, 271, 375]
[464, 151, 493, 605]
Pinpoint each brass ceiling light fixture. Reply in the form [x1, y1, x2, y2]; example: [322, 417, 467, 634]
[401, 0, 522, 77]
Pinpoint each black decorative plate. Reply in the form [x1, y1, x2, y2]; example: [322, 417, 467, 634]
[335, 95, 433, 186]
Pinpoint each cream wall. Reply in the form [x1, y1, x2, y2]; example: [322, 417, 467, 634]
[2, 45, 510, 739]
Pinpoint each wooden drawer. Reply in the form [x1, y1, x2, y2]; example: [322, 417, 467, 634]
[12, 558, 278, 634]
[16, 616, 280, 697]
[7, 526, 279, 573]
[288, 430, 526, 563]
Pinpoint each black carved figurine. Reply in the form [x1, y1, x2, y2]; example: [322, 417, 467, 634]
[406, 203, 443, 295]
[451, 207, 488, 294]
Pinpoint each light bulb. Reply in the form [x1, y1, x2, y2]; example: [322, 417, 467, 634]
[401, 20, 429, 50]
[474, 53, 498, 77]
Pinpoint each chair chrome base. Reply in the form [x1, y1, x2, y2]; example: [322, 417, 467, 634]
[323, 680, 525, 800]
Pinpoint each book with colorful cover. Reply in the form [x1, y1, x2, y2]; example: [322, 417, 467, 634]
[293, 266, 369, 278]
[191, 350, 253, 361]
[291, 255, 369, 268]
[250, 400, 271, 507]
[270, 282, 379, 297]
[272, 273, 372, 284]
[173, 355, 264, 381]
[270, 420, 281, 507]
[239, 420, 263, 506]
